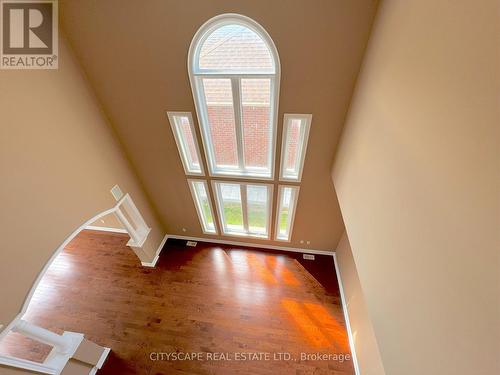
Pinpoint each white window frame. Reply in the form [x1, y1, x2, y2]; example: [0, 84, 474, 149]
[167, 111, 204, 176]
[279, 114, 312, 182]
[212, 180, 273, 239]
[187, 179, 218, 234]
[274, 185, 300, 242]
[188, 13, 281, 180]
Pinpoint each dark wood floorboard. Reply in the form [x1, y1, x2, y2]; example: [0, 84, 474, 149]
[0, 230, 354, 374]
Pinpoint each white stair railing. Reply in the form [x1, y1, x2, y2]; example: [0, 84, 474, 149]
[0, 354, 57, 374]
[114, 194, 151, 247]
[0, 319, 84, 374]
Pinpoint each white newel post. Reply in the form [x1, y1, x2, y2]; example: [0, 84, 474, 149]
[115, 207, 141, 244]
[12, 320, 72, 354]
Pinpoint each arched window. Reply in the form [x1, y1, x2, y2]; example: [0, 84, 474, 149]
[188, 14, 280, 179]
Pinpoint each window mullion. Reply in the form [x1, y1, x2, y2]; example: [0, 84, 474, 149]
[196, 77, 217, 173]
[231, 77, 245, 171]
[240, 184, 249, 233]
[269, 77, 276, 176]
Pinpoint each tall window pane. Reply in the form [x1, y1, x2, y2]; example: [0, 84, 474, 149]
[167, 112, 203, 175]
[280, 114, 312, 181]
[190, 16, 279, 179]
[241, 79, 271, 170]
[202, 78, 239, 169]
[213, 181, 272, 238]
[275, 185, 300, 241]
[218, 183, 244, 233]
[188, 180, 216, 234]
[246, 185, 268, 235]
[284, 119, 301, 171]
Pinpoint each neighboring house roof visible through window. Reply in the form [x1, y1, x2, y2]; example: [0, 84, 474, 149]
[198, 24, 274, 72]
[188, 14, 280, 180]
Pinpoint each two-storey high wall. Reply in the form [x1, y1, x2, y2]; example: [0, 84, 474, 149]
[332, 1, 500, 374]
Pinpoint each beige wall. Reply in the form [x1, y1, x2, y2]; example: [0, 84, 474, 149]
[332, 0, 500, 374]
[0, 35, 165, 328]
[336, 232, 385, 375]
[59, 0, 378, 251]
[89, 212, 124, 230]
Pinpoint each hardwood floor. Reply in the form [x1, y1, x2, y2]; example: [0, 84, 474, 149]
[0, 230, 354, 374]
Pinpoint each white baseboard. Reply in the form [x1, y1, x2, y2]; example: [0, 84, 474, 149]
[141, 234, 168, 267]
[85, 225, 128, 234]
[333, 253, 360, 375]
[166, 234, 334, 256]
[139, 233, 333, 266]
[89, 347, 111, 375]
[0, 354, 56, 374]
[41, 331, 84, 374]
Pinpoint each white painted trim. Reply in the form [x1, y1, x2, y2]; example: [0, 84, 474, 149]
[166, 234, 334, 256]
[187, 179, 218, 234]
[274, 185, 300, 242]
[89, 347, 111, 375]
[110, 184, 124, 201]
[211, 181, 274, 239]
[279, 113, 312, 182]
[85, 226, 128, 234]
[1, 344, 110, 375]
[141, 234, 168, 267]
[166, 111, 205, 176]
[0, 330, 84, 374]
[43, 332, 84, 371]
[0, 354, 57, 374]
[117, 195, 151, 247]
[127, 227, 152, 248]
[96, 347, 111, 369]
[333, 253, 361, 375]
